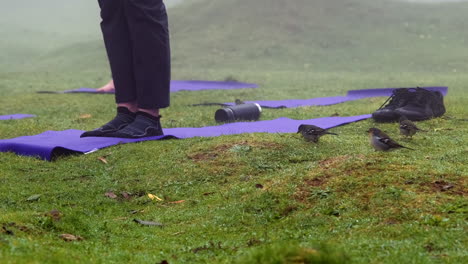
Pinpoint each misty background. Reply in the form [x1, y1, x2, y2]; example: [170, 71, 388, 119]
[0, 0, 189, 37]
[1, 0, 468, 74]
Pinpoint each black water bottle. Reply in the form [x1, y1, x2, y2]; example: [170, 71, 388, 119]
[215, 103, 262, 122]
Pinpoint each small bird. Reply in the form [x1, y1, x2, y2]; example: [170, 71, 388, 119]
[297, 124, 338, 143]
[367, 128, 414, 151]
[399, 117, 427, 137]
[235, 99, 245, 105]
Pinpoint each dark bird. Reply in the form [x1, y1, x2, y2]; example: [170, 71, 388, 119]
[399, 117, 427, 137]
[367, 128, 414, 151]
[297, 124, 338, 143]
[235, 99, 245, 105]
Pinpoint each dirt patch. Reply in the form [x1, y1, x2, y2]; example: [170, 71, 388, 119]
[294, 175, 331, 203]
[431, 181, 454, 192]
[188, 152, 219, 161]
[318, 154, 359, 168]
[383, 218, 402, 225]
[236, 140, 283, 150]
[294, 155, 359, 203]
[187, 140, 284, 162]
[187, 144, 233, 161]
[294, 187, 312, 203]
[421, 180, 467, 196]
[279, 205, 298, 218]
[304, 155, 366, 186]
[304, 178, 327, 187]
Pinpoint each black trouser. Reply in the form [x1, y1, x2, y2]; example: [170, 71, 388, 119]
[98, 0, 171, 109]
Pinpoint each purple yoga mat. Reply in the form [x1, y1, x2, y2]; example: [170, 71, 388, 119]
[0, 114, 36, 120]
[0, 114, 371, 160]
[38, 80, 258, 94]
[170, 80, 258, 92]
[221, 86, 448, 108]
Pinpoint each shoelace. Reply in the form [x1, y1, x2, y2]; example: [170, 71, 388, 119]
[377, 88, 412, 110]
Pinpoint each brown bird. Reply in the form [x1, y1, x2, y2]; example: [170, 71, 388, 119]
[235, 99, 245, 105]
[399, 117, 427, 137]
[297, 124, 338, 143]
[367, 128, 414, 151]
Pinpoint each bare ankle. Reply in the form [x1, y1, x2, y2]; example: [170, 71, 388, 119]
[137, 108, 160, 117]
[118, 102, 138, 113]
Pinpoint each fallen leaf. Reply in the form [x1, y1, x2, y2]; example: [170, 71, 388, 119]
[2, 226, 14, 236]
[329, 210, 340, 217]
[168, 200, 185, 204]
[247, 238, 262, 247]
[303, 248, 319, 255]
[105, 192, 118, 199]
[98, 157, 108, 164]
[79, 114, 92, 119]
[121, 192, 131, 200]
[148, 193, 163, 201]
[59, 234, 84, 242]
[26, 194, 41, 202]
[17, 225, 29, 232]
[133, 219, 163, 227]
[47, 209, 62, 221]
[441, 184, 454, 191]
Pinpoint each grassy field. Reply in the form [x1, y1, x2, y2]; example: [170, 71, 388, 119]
[0, 0, 467, 263]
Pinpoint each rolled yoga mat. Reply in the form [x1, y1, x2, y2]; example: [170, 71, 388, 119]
[37, 80, 259, 94]
[0, 114, 36, 120]
[200, 86, 448, 109]
[0, 114, 371, 161]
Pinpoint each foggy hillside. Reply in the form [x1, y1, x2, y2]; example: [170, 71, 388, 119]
[0, 0, 99, 37]
[0, 0, 190, 38]
[1, 0, 468, 73]
[168, 0, 468, 72]
[0, 0, 191, 72]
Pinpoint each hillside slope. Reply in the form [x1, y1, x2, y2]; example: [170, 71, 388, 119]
[169, 0, 468, 72]
[2, 0, 468, 73]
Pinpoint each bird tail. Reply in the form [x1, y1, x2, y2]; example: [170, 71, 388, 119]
[401, 145, 415, 150]
[325, 132, 338, 136]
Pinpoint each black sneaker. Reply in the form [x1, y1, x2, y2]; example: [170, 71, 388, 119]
[394, 87, 446, 121]
[104, 112, 163, 138]
[81, 107, 136, 137]
[431, 89, 446, 117]
[372, 88, 415, 122]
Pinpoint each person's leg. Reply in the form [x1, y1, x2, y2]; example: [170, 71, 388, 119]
[81, 0, 137, 137]
[126, 0, 171, 113]
[104, 0, 170, 138]
[98, 0, 139, 107]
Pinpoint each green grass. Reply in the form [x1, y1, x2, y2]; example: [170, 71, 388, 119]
[1, 0, 467, 263]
